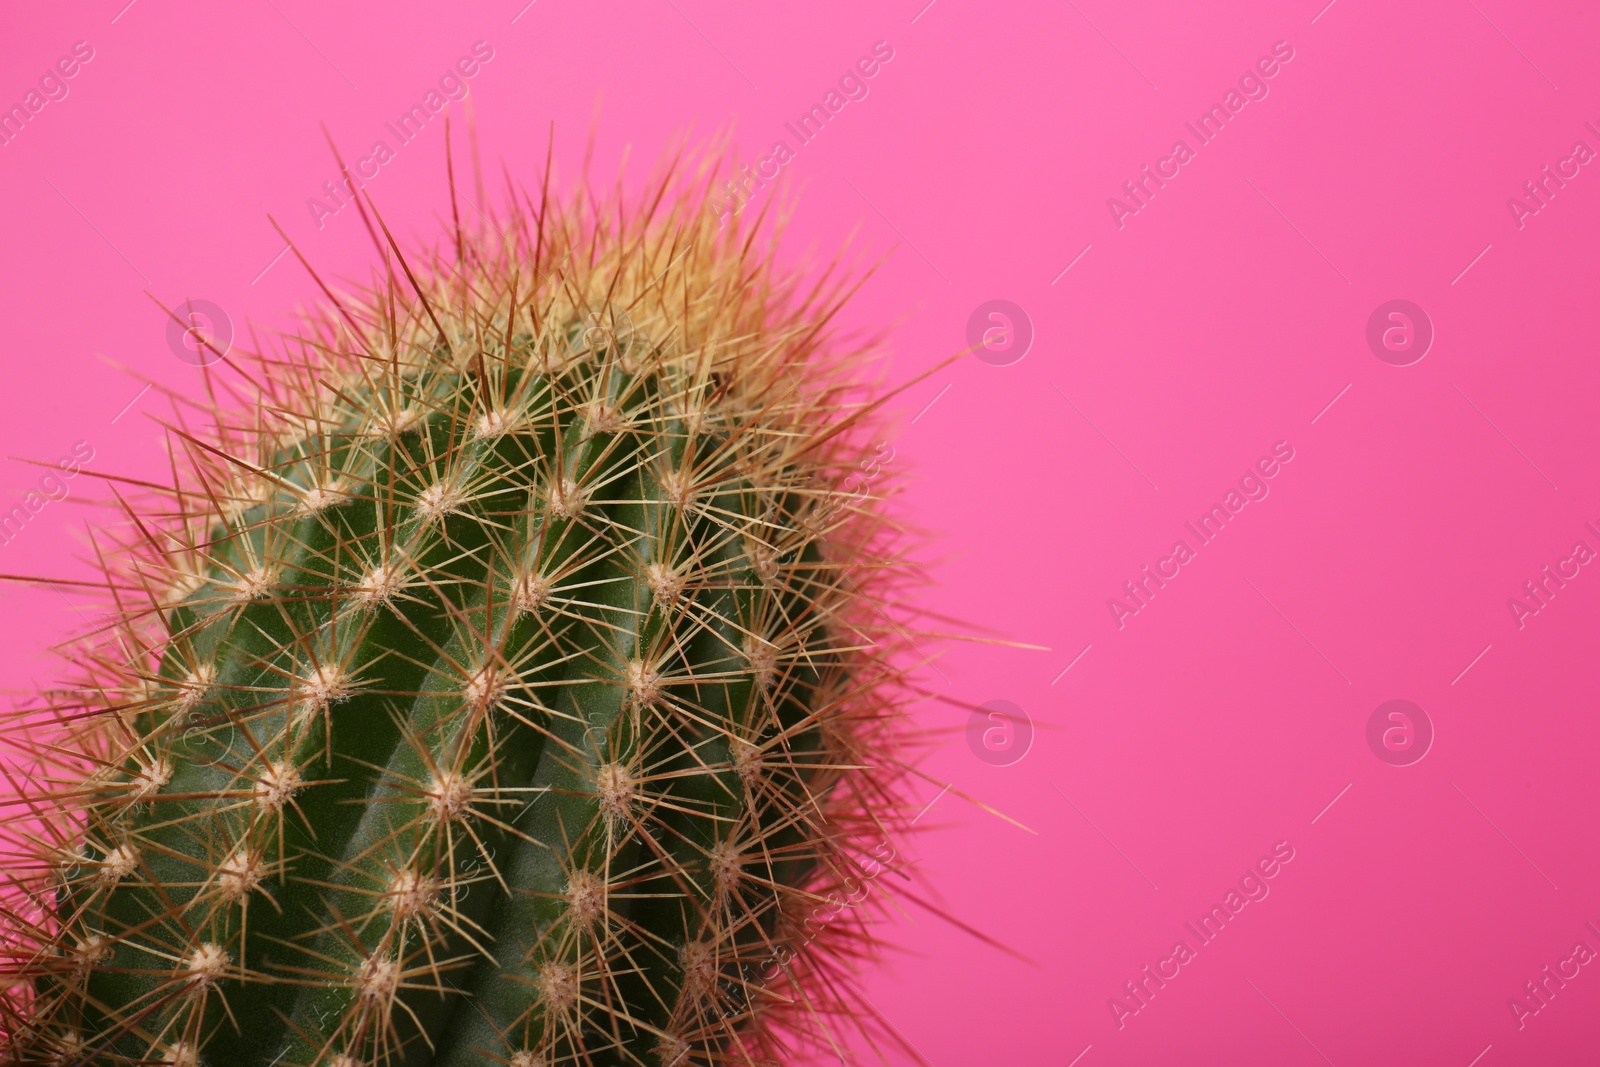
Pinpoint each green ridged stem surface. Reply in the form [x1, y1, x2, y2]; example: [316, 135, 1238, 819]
[40, 322, 843, 1067]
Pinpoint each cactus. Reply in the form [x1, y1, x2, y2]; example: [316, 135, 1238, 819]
[0, 150, 913, 1066]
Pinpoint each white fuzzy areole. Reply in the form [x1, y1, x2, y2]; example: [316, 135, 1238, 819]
[295, 481, 346, 515]
[69, 934, 112, 973]
[564, 868, 606, 926]
[748, 543, 780, 584]
[44, 1031, 86, 1067]
[660, 467, 697, 511]
[536, 960, 579, 1013]
[708, 839, 744, 895]
[426, 771, 475, 823]
[626, 659, 663, 708]
[549, 477, 588, 519]
[743, 636, 778, 689]
[253, 760, 305, 813]
[645, 562, 683, 610]
[357, 561, 404, 605]
[126, 759, 172, 804]
[162, 1041, 198, 1067]
[230, 565, 276, 602]
[654, 1033, 691, 1067]
[512, 571, 553, 615]
[174, 664, 217, 714]
[583, 402, 624, 436]
[474, 407, 514, 439]
[596, 762, 635, 824]
[356, 955, 402, 1007]
[377, 405, 424, 438]
[297, 663, 353, 716]
[465, 664, 509, 713]
[386, 868, 442, 922]
[414, 479, 466, 523]
[678, 939, 717, 997]
[730, 739, 765, 791]
[216, 848, 265, 902]
[98, 844, 141, 885]
[185, 943, 229, 991]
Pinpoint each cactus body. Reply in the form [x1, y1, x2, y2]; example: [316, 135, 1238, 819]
[1, 162, 908, 1067]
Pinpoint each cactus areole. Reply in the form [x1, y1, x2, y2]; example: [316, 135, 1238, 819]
[0, 157, 912, 1066]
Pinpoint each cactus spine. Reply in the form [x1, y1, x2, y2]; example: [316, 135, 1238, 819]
[0, 154, 910, 1066]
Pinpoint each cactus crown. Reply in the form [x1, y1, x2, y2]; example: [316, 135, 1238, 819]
[0, 148, 912, 1066]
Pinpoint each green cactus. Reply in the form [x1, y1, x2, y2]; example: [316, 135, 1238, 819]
[0, 155, 910, 1067]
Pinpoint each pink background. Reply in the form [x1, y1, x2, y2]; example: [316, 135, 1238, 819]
[4, 1, 1600, 1063]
